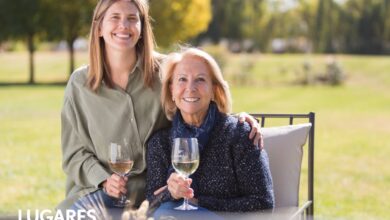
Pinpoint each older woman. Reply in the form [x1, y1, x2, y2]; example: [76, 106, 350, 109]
[146, 48, 274, 215]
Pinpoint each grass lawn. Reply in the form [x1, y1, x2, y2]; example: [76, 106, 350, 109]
[0, 51, 389, 219]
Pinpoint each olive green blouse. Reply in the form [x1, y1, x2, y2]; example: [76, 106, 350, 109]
[58, 63, 170, 211]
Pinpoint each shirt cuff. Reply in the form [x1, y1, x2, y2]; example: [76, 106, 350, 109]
[88, 163, 111, 188]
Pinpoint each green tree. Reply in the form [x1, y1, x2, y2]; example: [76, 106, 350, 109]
[199, 0, 265, 51]
[263, 2, 301, 46]
[0, 0, 46, 84]
[250, 1, 283, 52]
[242, 0, 265, 51]
[44, 0, 95, 75]
[314, 0, 341, 53]
[337, 0, 360, 53]
[342, 0, 390, 54]
[383, 0, 390, 44]
[0, 2, 6, 44]
[294, 0, 318, 50]
[150, 0, 211, 48]
[198, 0, 225, 43]
[356, 0, 383, 53]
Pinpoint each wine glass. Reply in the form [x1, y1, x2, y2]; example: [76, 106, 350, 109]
[171, 138, 199, 210]
[108, 143, 134, 207]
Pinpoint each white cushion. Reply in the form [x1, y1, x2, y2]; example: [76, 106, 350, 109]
[261, 123, 312, 208]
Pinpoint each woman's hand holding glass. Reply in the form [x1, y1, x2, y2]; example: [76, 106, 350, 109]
[171, 138, 199, 210]
[167, 172, 194, 200]
[106, 143, 134, 207]
[103, 174, 128, 199]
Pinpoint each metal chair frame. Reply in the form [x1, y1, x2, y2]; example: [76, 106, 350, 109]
[250, 112, 315, 219]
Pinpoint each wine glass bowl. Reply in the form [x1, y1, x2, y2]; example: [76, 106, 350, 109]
[171, 138, 199, 210]
[108, 143, 133, 207]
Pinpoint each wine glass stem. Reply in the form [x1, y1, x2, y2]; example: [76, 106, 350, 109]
[120, 194, 126, 203]
[120, 174, 127, 203]
[183, 175, 190, 209]
[184, 198, 189, 209]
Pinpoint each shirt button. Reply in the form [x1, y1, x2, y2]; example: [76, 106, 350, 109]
[131, 118, 134, 122]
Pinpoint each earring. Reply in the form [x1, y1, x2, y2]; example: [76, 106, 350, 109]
[172, 97, 175, 102]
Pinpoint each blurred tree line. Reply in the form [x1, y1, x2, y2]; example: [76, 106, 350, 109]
[198, 0, 390, 54]
[0, 0, 389, 83]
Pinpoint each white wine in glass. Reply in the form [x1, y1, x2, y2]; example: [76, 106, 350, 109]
[108, 160, 133, 175]
[171, 138, 199, 210]
[172, 160, 199, 177]
[108, 143, 133, 207]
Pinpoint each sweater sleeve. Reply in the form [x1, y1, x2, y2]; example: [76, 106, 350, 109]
[198, 122, 275, 212]
[146, 130, 175, 208]
[61, 98, 110, 188]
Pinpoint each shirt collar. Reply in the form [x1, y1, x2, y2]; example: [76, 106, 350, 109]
[130, 55, 142, 74]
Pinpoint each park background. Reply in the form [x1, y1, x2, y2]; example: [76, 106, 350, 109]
[1, 0, 390, 219]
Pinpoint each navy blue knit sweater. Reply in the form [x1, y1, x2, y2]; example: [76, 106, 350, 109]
[146, 112, 274, 212]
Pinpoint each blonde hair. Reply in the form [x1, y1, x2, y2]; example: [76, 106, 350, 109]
[161, 48, 232, 120]
[87, 0, 158, 91]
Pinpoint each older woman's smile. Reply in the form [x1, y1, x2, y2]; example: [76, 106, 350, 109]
[170, 55, 214, 127]
[183, 97, 200, 102]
